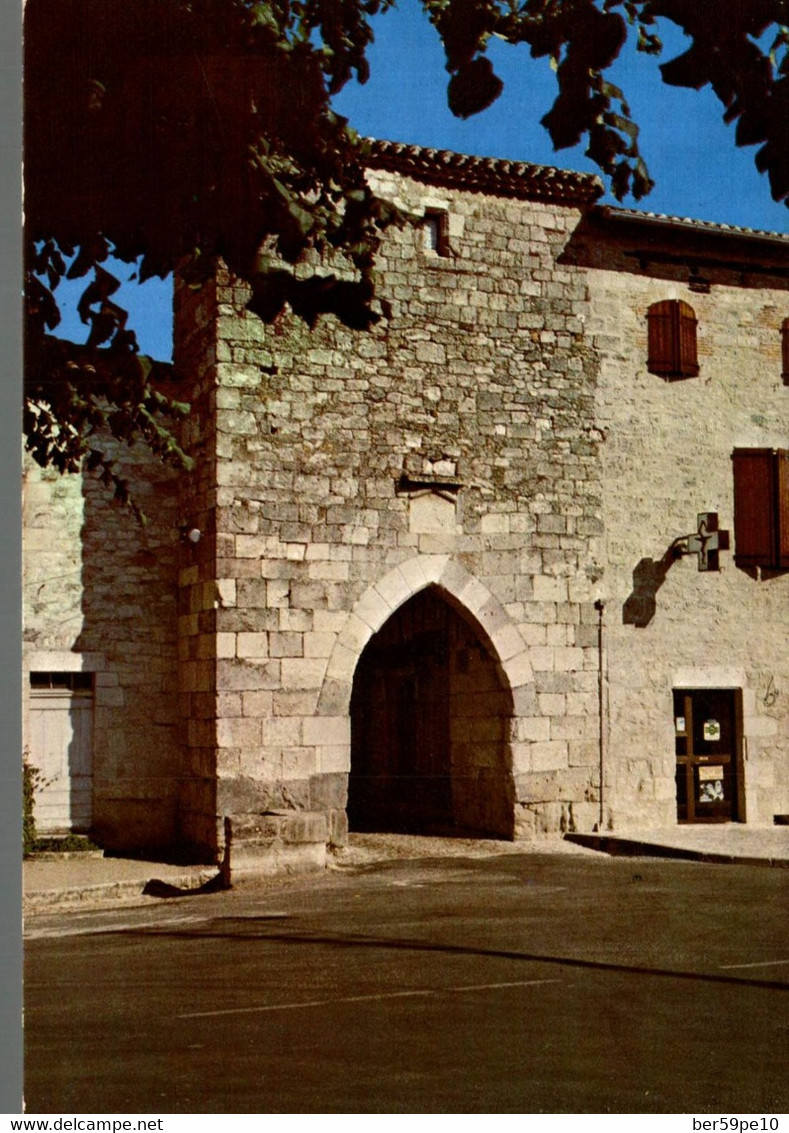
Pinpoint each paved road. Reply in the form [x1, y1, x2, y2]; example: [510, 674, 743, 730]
[24, 852, 789, 1114]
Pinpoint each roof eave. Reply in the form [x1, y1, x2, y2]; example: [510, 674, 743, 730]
[364, 138, 604, 208]
[595, 204, 789, 250]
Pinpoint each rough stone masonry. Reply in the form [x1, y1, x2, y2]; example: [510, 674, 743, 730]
[23, 142, 789, 868]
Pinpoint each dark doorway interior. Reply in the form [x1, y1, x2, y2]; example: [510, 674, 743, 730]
[349, 587, 514, 838]
[674, 688, 744, 822]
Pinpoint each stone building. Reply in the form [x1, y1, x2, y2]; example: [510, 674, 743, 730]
[23, 142, 789, 869]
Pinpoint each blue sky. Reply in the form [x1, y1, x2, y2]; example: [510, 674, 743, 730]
[53, 3, 788, 360]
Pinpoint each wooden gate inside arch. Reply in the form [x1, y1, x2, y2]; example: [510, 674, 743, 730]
[348, 587, 514, 838]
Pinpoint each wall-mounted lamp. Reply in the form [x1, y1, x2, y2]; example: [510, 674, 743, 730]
[180, 526, 202, 544]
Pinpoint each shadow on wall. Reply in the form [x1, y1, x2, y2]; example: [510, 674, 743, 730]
[74, 444, 183, 854]
[26, 672, 93, 837]
[623, 535, 789, 628]
[622, 549, 678, 628]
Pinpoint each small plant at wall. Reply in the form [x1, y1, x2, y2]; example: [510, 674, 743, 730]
[22, 750, 43, 857]
[34, 833, 103, 854]
[22, 754, 102, 856]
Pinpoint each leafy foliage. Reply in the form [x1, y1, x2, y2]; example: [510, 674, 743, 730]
[23, 753, 43, 857]
[422, 0, 789, 205]
[25, 0, 401, 506]
[24, 0, 789, 504]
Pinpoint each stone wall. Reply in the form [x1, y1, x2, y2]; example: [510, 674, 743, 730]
[199, 165, 607, 849]
[23, 440, 183, 851]
[23, 152, 788, 858]
[172, 273, 222, 858]
[582, 222, 789, 827]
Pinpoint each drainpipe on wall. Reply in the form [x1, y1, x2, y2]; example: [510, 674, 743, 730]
[594, 598, 606, 831]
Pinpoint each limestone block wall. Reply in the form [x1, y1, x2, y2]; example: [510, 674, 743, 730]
[23, 442, 183, 851]
[173, 275, 223, 857]
[204, 167, 607, 841]
[25, 169, 786, 855]
[587, 245, 789, 827]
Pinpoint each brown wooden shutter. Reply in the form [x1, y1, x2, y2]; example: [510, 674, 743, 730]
[676, 301, 699, 377]
[732, 449, 775, 566]
[647, 299, 699, 378]
[732, 448, 789, 569]
[777, 450, 789, 568]
[647, 301, 675, 375]
[782, 318, 789, 385]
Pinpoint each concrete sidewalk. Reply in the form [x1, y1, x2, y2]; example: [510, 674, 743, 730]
[22, 824, 789, 915]
[565, 823, 789, 867]
[23, 855, 218, 914]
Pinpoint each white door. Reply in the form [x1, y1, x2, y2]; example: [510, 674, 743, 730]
[28, 688, 94, 833]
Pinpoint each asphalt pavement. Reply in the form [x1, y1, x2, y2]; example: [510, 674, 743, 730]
[23, 846, 789, 1114]
[22, 825, 789, 915]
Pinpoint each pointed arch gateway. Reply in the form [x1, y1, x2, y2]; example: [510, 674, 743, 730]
[318, 556, 535, 839]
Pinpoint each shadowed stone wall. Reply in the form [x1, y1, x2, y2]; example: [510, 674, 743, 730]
[23, 444, 183, 852]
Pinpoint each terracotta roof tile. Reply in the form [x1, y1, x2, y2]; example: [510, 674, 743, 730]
[364, 139, 604, 206]
[599, 205, 789, 245]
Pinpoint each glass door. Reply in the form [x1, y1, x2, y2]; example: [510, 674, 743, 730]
[674, 688, 741, 823]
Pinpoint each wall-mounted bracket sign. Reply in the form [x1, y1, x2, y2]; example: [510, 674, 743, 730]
[678, 512, 730, 572]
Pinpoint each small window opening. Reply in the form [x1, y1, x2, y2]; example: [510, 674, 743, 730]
[422, 211, 449, 257]
[782, 318, 789, 385]
[30, 671, 94, 692]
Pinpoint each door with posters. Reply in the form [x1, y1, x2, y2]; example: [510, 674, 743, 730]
[674, 689, 742, 822]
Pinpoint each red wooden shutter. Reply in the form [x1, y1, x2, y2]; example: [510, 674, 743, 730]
[732, 449, 775, 567]
[647, 300, 698, 378]
[676, 301, 699, 377]
[647, 300, 675, 375]
[732, 448, 789, 569]
[777, 450, 789, 569]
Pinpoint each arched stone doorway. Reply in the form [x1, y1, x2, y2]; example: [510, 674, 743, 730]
[348, 586, 515, 838]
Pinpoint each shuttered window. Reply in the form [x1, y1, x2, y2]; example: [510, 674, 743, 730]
[782, 318, 789, 385]
[732, 448, 789, 570]
[647, 299, 699, 378]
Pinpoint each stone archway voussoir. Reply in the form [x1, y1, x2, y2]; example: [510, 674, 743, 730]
[317, 555, 533, 714]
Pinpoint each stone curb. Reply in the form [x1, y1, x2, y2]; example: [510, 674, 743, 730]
[24, 832, 789, 916]
[24, 870, 218, 914]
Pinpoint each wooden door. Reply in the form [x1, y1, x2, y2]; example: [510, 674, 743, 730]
[28, 679, 94, 834]
[674, 689, 742, 823]
[349, 592, 452, 833]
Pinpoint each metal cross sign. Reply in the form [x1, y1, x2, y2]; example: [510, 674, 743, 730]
[685, 512, 730, 571]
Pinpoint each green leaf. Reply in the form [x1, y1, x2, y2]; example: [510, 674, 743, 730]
[447, 56, 504, 118]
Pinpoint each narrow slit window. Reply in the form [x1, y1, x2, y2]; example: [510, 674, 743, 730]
[422, 210, 449, 257]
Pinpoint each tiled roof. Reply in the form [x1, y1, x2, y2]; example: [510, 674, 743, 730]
[363, 140, 789, 241]
[364, 139, 604, 206]
[599, 205, 789, 246]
